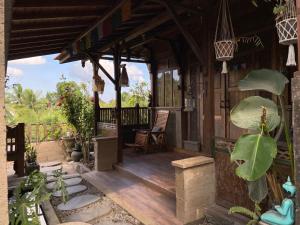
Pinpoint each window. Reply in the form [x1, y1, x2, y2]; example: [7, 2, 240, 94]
[156, 69, 181, 107]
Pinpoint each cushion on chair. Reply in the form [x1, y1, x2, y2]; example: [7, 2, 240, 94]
[152, 126, 161, 132]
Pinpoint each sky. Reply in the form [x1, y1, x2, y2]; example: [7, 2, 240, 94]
[6, 54, 150, 102]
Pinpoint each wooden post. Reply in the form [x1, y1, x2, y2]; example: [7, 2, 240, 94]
[136, 103, 140, 127]
[92, 62, 100, 136]
[113, 45, 123, 163]
[294, 0, 300, 222]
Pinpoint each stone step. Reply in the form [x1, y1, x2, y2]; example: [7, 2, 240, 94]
[40, 165, 63, 173]
[47, 173, 81, 182]
[58, 194, 101, 211]
[40, 161, 62, 168]
[47, 177, 82, 190]
[53, 185, 87, 197]
[63, 201, 112, 223]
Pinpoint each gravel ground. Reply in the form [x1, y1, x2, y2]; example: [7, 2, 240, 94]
[50, 168, 143, 225]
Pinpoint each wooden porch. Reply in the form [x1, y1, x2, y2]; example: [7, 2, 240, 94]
[83, 149, 194, 225]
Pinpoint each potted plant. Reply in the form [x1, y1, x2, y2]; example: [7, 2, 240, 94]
[25, 143, 40, 175]
[71, 141, 83, 162]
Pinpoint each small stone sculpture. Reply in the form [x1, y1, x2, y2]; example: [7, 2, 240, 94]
[260, 177, 295, 225]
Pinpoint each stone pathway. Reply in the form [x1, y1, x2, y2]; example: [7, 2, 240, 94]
[42, 161, 143, 225]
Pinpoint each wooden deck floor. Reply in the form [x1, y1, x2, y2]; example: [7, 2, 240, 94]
[118, 149, 192, 196]
[83, 151, 193, 225]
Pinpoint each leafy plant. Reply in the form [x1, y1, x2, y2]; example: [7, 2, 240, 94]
[229, 203, 261, 225]
[228, 69, 292, 223]
[57, 80, 94, 163]
[25, 143, 37, 163]
[52, 169, 69, 204]
[9, 171, 51, 225]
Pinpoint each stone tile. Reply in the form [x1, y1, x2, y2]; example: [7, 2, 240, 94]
[47, 173, 81, 182]
[40, 161, 62, 168]
[47, 177, 82, 190]
[58, 194, 101, 211]
[64, 201, 112, 222]
[95, 222, 132, 225]
[53, 185, 87, 197]
[40, 165, 62, 173]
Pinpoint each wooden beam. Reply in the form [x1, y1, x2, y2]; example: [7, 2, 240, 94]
[157, 0, 204, 64]
[8, 48, 61, 60]
[11, 24, 87, 33]
[12, 15, 99, 23]
[73, 0, 129, 43]
[84, 52, 116, 85]
[10, 43, 64, 52]
[9, 46, 63, 55]
[11, 18, 93, 30]
[10, 31, 80, 42]
[149, 0, 203, 15]
[10, 37, 72, 46]
[12, 8, 106, 20]
[14, 0, 112, 8]
[11, 27, 84, 38]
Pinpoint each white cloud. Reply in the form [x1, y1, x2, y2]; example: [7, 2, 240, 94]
[7, 67, 23, 77]
[9, 56, 46, 65]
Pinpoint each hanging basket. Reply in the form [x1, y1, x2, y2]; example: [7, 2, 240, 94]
[276, 18, 297, 45]
[214, 40, 235, 61]
[93, 75, 105, 94]
[275, 0, 298, 66]
[214, 0, 235, 74]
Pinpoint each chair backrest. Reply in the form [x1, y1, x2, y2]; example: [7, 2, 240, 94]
[153, 110, 170, 132]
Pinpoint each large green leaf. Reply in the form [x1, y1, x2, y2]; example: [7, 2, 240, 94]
[239, 69, 289, 95]
[247, 175, 268, 203]
[231, 134, 277, 181]
[230, 96, 280, 132]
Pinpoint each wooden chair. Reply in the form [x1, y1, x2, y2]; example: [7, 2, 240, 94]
[126, 110, 170, 153]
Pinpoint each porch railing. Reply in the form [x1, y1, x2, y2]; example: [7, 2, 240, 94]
[25, 123, 70, 143]
[99, 105, 150, 126]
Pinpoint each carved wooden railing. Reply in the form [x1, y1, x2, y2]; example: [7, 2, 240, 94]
[99, 105, 150, 126]
[6, 123, 25, 176]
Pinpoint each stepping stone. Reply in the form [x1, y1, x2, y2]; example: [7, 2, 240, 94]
[45, 170, 67, 176]
[47, 173, 81, 182]
[95, 222, 132, 225]
[47, 177, 82, 189]
[57, 194, 101, 211]
[41, 165, 62, 173]
[63, 201, 112, 222]
[40, 161, 62, 168]
[53, 185, 87, 197]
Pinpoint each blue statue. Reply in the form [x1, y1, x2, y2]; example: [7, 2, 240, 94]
[260, 177, 296, 225]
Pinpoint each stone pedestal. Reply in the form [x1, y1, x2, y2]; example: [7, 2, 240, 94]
[93, 136, 117, 171]
[172, 156, 215, 224]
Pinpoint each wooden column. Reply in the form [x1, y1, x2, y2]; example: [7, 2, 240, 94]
[113, 45, 123, 163]
[294, 0, 300, 222]
[0, 0, 9, 223]
[92, 62, 100, 136]
[202, 14, 214, 156]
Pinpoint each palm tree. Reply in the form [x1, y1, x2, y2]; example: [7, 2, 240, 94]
[11, 84, 23, 104]
[22, 89, 37, 110]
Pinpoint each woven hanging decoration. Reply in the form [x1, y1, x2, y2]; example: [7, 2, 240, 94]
[120, 64, 129, 87]
[276, 0, 298, 66]
[93, 68, 105, 94]
[214, 0, 235, 74]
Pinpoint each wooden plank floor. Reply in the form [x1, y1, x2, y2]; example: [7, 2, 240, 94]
[118, 149, 193, 195]
[83, 170, 183, 225]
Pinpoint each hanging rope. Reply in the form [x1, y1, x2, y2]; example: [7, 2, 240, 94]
[214, 0, 235, 74]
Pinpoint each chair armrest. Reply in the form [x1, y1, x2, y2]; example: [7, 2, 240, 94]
[135, 129, 151, 134]
[150, 131, 165, 135]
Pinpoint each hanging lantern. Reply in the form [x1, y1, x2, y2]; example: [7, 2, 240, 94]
[93, 70, 105, 94]
[214, 0, 235, 74]
[184, 86, 195, 112]
[275, 0, 297, 66]
[119, 64, 129, 87]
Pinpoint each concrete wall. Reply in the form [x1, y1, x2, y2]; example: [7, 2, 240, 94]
[0, 0, 8, 223]
[35, 141, 66, 163]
